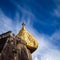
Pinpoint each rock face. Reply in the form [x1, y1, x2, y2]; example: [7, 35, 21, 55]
[0, 31, 32, 60]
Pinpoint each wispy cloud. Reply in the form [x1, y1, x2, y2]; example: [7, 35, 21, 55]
[53, 6, 60, 17]
[51, 30, 60, 40]
[51, 0, 60, 18]
[0, 9, 21, 34]
[9, 0, 35, 18]
[32, 29, 60, 60]
[0, 9, 13, 33]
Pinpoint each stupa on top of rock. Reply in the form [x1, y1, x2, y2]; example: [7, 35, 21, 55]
[0, 22, 38, 60]
[17, 22, 38, 53]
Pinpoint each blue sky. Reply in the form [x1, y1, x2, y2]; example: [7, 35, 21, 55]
[0, 0, 60, 60]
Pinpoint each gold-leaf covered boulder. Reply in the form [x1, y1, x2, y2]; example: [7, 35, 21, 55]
[17, 23, 38, 53]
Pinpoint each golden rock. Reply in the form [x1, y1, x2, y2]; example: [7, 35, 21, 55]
[17, 22, 38, 53]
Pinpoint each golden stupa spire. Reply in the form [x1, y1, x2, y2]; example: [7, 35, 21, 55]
[22, 22, 25, 29]
[17, 22, 38, 53]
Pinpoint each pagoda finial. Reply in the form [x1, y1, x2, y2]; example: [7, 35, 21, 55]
[22, 22, 25, 29]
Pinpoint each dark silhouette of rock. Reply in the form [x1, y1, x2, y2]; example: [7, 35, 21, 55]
[0, 31, 32, 60]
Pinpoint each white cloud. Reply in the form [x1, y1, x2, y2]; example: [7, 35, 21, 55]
[31, 28, 60, 60]
[53, 6, 60, 17]
[0, 9, 13, 33]
[51, 0, 60, 18]
[0, 9, 21, 34]
[9, 0, 35, 18]
[51, 30, 60, 40]
[32, 36, 60, 60]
